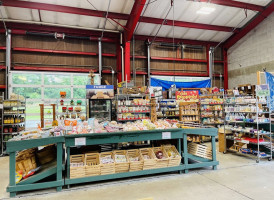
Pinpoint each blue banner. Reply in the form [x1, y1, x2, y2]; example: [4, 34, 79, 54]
[151, 77, 210, 91]
[264, 72, 274, 111]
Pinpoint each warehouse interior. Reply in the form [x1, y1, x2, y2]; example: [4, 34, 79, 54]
[0, 0, 274, 199]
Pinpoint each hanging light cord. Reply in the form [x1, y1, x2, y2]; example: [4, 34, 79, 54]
[100, 0, 112, 40]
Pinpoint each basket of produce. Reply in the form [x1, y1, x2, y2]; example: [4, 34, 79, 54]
[127, 149, 144, 171]
[139, 148, 156, 170]
[16, 148, 37, 174]
[153, 147, 169, 168]
[100, 152, 115, 175]
[85, 153, 101, 176]
[163, 145, 181, 167]
[113, 150, 129, 173]
[187, 143, 212, 160]
[70, 154, 85, 178]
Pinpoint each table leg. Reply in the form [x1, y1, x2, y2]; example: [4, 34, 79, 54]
[56, 142, 63, 192]
[183, 134, 189, 174]
[9, 152, 16, 197]
[177, 138, 182, 174]
[66, 147, 70, 189]
[211, 136, 217, 170]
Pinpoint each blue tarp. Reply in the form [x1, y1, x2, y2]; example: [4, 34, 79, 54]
[151, 77, 211, 91]
[264, 72, 274, 111]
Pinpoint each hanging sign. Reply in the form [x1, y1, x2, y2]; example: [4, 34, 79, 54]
[86, 85, 114, 99]
[256, 84, 270, 97]
[175, 90, 199, 102]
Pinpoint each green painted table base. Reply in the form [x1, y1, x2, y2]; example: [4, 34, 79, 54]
[65, 128, 219, 187]
[6, 137, 65, 197]
[6, 128, 219, 196]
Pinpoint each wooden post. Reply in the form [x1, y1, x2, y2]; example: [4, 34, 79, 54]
[257, 71, 261, 85]
[150, 98, 157, 123]
[51, 104, 56, 121]
[39, 104, 44, 128]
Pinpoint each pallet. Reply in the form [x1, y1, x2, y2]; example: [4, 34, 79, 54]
[188, 143, 212, 160]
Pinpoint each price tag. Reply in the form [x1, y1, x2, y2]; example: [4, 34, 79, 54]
[248, 86, 251, 89]
[0, 104, 2, 109]
[162, 132, 171, 139]
[75, 137, 86, 146]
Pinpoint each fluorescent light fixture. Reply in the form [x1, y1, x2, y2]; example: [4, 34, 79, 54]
[197, 6, 215, 14]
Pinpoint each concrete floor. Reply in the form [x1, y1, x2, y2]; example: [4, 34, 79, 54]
[1, 146, 274, 200]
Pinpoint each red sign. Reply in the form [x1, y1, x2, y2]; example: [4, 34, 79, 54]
[175, 91, 199, 101]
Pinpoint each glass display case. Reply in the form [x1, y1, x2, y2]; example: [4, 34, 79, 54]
[88, 99, 112, 122]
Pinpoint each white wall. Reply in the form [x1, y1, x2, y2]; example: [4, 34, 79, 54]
[228, 12, 274, 88]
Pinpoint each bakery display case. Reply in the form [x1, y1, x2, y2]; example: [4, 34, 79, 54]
[88, 99, 112, 122]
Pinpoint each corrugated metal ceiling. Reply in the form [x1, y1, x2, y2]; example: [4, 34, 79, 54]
[0, 0, 272, 42]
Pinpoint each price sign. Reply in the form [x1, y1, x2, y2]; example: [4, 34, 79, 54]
[75, 137, 86, 146]
[162, 132, 171, 139]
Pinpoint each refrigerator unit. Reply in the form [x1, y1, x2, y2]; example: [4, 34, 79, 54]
[88, 99, 112, 122]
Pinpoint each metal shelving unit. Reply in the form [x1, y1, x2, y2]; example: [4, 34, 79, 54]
[1, 98, 26, 155]
[56, 100, 87, 120]
[223, 90, 272, 162]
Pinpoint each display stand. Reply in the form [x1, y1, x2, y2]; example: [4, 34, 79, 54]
[64, 128, 218, 187]
[39, 104, 56, 128]
[6, 137, 65, 197]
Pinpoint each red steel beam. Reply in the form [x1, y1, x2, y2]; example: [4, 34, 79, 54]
[150, 56, 207, 63]
[197, 0, 264, 12]
[0, 46, 6, 50]
[151, 72, 208, 77]
[131, 71, 148, 75]
[0, 85, 6, 89]
[13, 66, 96, 73]
[140, 17, 237, 32]
[224, 2, 274, 49]
[134, 35, 219, 46]
[124, 42, 131, 81]
[0, 65, 6, 70]
[12, 47, 116, 57]
[124, 0, 146, 41]
[2, 0, 128, 20]
[1, 23, 118, 42]
[2, 0, 237, 33]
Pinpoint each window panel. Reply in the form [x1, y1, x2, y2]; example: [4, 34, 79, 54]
[73, 88, 86, 99]
[12, 73, 41, 85]
[12, 87, 41, 99]
[44, 74, 71, 85]
[44, 87, 71, 99]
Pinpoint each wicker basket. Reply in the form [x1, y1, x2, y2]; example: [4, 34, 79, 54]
[140, 148, 156, 170]
[163, 145, 181, 167]
[16, 149, 37, 174]
[153, 147, 169, 168]
[85, 153, 101, 176]
[70, 154, 85, 179]
[188, 143, 212, 160]
[113, 150, 129, 173]
[127, 149, 144, 172]
[100, 152, 115, 175]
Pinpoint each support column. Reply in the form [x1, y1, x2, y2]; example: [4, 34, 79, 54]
[206, 44, 210, 77]
[5, 29, 11, 99]
[98, 39, 102, 84]
[223, 48, 228, 89]
[209, 47, 214, 87]
[116, 42, 122, 83]
[147, 42, 151, 86]
[124, 41, 130, 81]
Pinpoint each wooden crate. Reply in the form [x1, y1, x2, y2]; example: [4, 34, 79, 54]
[70, 154, 85, 179]
[187, 143, 212, 160]
[140, 148, 156, 170]
[85, 153, 101, 176]
[127, 149, 144, 171]
[162, 145, 181, 167]
[113, 150, 129, 173]
[153, 147, 169, 168]
[100, 152, 115, 175]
